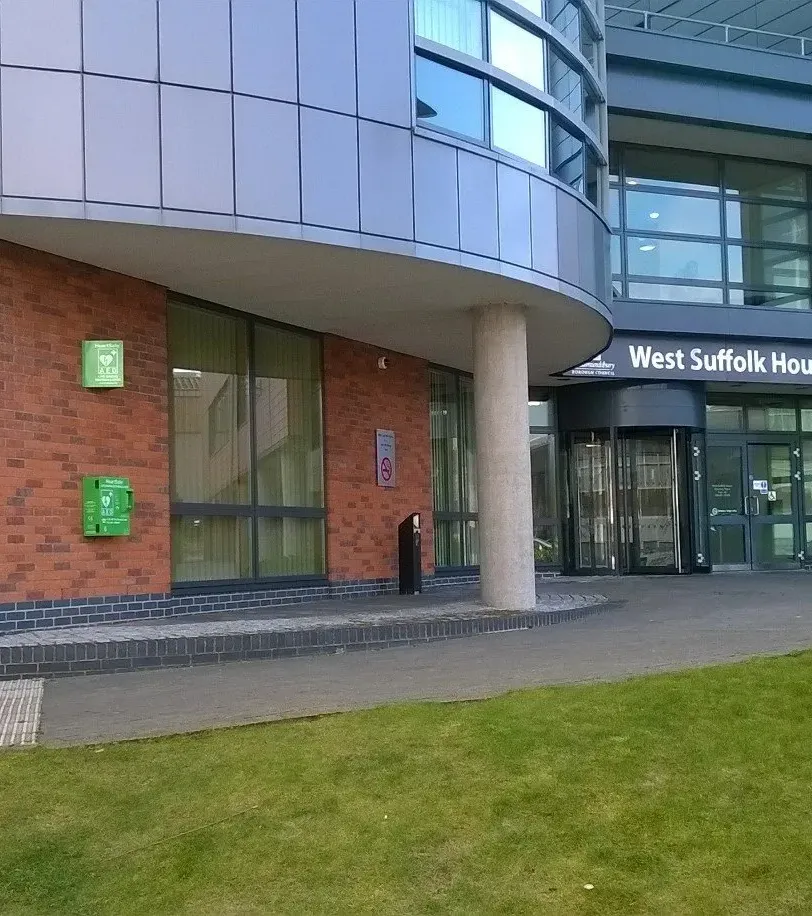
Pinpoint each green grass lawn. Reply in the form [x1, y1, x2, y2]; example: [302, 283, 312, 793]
[2, 653, 812, 915]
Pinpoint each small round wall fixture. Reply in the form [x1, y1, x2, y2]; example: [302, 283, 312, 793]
[378, 356, 389, 370]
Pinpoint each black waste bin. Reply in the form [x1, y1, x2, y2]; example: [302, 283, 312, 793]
[398, 513, 422, 594]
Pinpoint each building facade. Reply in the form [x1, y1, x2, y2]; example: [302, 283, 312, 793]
[1, 0, 811, 632]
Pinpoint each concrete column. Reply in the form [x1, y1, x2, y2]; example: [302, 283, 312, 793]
[472, 304, 536, 611]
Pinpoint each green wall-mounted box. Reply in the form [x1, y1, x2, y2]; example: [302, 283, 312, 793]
[82, 477, 134, 537]
[82, 340, 124, 388]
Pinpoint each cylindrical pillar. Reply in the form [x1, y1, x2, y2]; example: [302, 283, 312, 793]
[472, 304, 536, 611]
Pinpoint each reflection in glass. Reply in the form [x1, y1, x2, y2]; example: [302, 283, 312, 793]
[434, 519, 463, 567]
[628, 282, 723, 304]
[627, 236, 723, 281]
[491, 86, 546, 167]
[254, 324, 323, 508]
[626, 190, 721, 236]
[727, 289, 810, 310]
[749, 443, 794, 518]
[550, 119, 583, 191]
[725, 160, 807, 202]
[574, 437, 612, 570]
[528, 398, 553, 427]
[414, 0, 483, 57]
[802, 412, 812, 433]
[624, 148, 719, 192]
[609, 188, 620, 229]
[430, 370, 461, 514]
[709, 525, 746, 566]
[464, 520, 479, 566]
[489, 10, 545, 90]
[169, 302, 250, 504]
[547, 0, 581, 47]
[548, 48, 582, 116]
[611, 234, 621, 275]
[706, 404, 744, 432]
[746, 406, 797, 433]
[531, 433, 559, 564]
[171, 516, 251, 583]
[622, 436, 676, 569]
[726, 201, 809, 246]
[460, 377, 477, 512]
[415, 55, 485, 140]
[754, 523, 795, 563]
[728, 246, 810, 288]
[257, 517, 325, 577]
[707, 445, 743, 515]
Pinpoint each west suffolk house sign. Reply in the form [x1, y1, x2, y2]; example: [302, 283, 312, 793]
[566, 334, 812, 384]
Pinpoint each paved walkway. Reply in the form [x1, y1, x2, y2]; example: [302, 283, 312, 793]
[33, 572, 812, 746]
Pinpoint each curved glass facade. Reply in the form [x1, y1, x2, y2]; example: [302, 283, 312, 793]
[414, 0, 605, 206]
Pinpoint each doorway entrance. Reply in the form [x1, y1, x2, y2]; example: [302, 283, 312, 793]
[565, 429, 690, 575]
[706, 439, 801, 569]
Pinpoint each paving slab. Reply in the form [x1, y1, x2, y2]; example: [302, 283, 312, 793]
[36, 572, 812, 746]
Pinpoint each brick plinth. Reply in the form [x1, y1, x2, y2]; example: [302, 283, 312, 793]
[0, 241, 169, 602]
[323, 336, 434, 582]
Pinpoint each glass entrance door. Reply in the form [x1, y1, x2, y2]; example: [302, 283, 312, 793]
[707, 440, 801, 570]
[571, 434, 614, 574]
[747, 443, 798, 568]
[619, 433, 680, 573]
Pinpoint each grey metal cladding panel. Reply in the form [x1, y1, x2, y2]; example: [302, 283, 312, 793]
[0, 0, 81, 70]
[159, 0, 232, 91]
[555, 188, 580, 287]
[530, 178, 557, 277]
[0, 68, 83, 200]
[84, 77, 161, 207]
[300, 107, 359, 231]
[160, 86, 234, 214]
[497, 165, 531, 269]
[231, 0, 297, 103]
[458, 152, 499, 259]
[297, 0, 357, 115]
[355, 0, 413, 127]
[577, 204, 597, 299]
[359, 122, 413, 240]
[234, 95, 300, 223]
[594, 218, 611, 305]
[413, 137, 459, 249]
[83, 0, 158, 81]
[608, 66, 721, 122]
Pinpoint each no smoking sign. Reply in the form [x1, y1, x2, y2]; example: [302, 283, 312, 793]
[375, 429, 396, 488]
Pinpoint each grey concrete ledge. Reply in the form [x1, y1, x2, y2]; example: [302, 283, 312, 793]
[0, 593, 613, 679]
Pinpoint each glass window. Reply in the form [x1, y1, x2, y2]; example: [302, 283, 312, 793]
[585, 149, 600, 206]
[171, 516, 251, 583]
[727, 289, 810, 310]
[257, 517, 325, 577]
[725, 160, 807, 202]
[628, 282, 724, 304]
[609, 145, 619, 184]
[747, 405, 797, 432]
[435, 519, 463, 567]
[726, 201, 809, 246]
[415, 55, 485, 140]
[531, 433, 559, 565]
[459, 376, 477, 512]
[491, 86, 546, 167]
[609, 188, 620, 229]
[547, 48, 582, 117]
[547, 0, 580, 48]
[254, 324, 323, 508]
[169, 302, 250, 505]
[489, 10, 544, 90]
[709, 525, 746, 566]
[707, 404, 744, 431]
[430, 370, 461, 514]
[624, 148, 719, 193]
[611, 235, 621, 275]
[626, 236, 723, 282]
[801, 409, 812, 433]
[528, 398, 554, 426]
[550, 119, 583, 191]
[728, 246, 810, 289]
[626, 190, 721, 237]
[415, 0, 483, 57]
[169, 300, 326, 585]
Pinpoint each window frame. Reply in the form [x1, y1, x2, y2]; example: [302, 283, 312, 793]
[168, 294, 327, 591]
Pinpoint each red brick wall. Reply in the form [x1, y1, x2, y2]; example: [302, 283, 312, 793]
[323, 336, 434, 581]
[0, 242, 169, 603]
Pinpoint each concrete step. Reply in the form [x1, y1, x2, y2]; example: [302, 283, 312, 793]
[0, 593, 612, 679]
